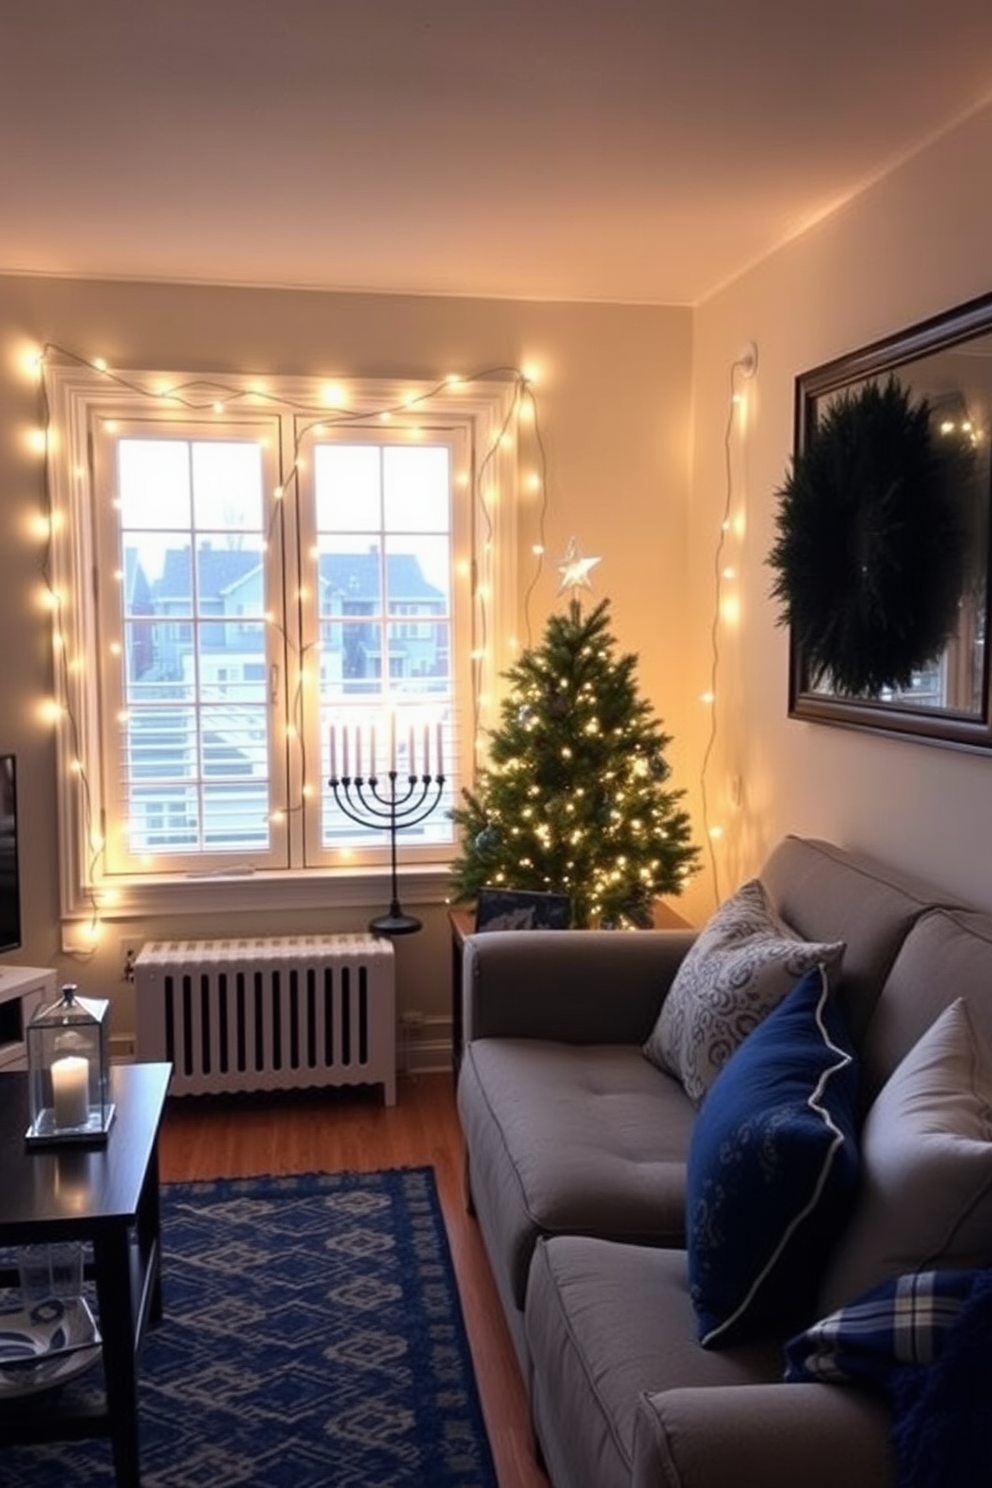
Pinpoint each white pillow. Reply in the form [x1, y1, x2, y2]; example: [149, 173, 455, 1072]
[820, 996, 992, 1314]
[642, 878, 845, 1105]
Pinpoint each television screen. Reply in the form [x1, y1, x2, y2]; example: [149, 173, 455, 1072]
[0, 754, 22, 955]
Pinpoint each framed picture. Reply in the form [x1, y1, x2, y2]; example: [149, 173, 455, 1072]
[474, 888, 572, 932]
[781, 291, 992, 753]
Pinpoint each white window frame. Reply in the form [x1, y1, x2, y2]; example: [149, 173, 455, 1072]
[46, 364, 518, 941]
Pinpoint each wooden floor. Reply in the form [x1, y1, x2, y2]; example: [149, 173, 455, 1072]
[158, 1071, 551, 1488]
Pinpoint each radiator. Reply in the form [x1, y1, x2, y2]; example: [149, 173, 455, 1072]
[134, 934, 396, 1104]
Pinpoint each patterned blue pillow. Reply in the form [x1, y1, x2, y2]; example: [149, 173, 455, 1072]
[686, 965, 860, 1347]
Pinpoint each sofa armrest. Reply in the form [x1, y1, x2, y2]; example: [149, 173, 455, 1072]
[462, 927, 697, 1044]
[632, 1382, 894, 1488]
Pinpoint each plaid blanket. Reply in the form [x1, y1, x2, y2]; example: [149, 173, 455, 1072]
[785, 1268, 992, 1488]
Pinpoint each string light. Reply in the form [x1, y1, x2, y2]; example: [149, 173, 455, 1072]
[36, 344, 555, 944]
[699, 343, 757, 906]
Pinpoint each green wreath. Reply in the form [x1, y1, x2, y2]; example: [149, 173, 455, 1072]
[768, 376, 975, 697]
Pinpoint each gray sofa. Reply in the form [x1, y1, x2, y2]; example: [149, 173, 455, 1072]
[456, 835, 992, 1488]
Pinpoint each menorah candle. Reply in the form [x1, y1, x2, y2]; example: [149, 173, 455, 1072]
[423, 723, 430, 774]
[436, 721, 443, 775]
[342, 725, 349, 777]
[369, 722, 377, 776]
[330, 726, 337, 779]
[355, 725, 362, 777]
[389, 711, 397, 770]
[408, 725, 415, 774]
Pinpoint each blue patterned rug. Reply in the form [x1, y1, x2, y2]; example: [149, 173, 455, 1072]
[0, 1167, 497, 1488]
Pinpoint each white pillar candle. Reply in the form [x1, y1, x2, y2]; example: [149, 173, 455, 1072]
[52, 1055, 89, 1128]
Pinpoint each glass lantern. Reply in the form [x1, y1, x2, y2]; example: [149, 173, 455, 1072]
[25, 984, 115, 1145]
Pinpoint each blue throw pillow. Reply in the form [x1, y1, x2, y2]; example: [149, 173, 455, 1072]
[686, 964, 860, 1347]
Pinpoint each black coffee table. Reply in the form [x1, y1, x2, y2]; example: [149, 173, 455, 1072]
[0, 1061, 171, 1487]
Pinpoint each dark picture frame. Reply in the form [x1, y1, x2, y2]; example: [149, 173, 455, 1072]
[474, 888, 572, 932]
[787, 292, 992, 753]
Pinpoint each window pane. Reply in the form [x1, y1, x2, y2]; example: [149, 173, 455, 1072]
[385, 533, 451, 616]
[192, 442, 264, 530]
[313, 436, 456, 851]
[118, 440, 191, 530]
[321, 619, 383, 694]
[314, 444, 382, 530]
[318, 540, 383, 616]
[129, 785, 200, 852]
[201, 784, 270, 848]
[383, 445, 450, 530]
[125, 708, 198, 786]
[114, 437, 272, 858]
[200, 705, 269, 777]
[124, 538, 192, 619]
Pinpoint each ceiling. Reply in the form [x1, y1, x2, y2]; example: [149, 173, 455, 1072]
[3, 1, 992, 306]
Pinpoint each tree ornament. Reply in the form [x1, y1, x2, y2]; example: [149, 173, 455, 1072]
[768, 376, 975, 696]
[556, 537, 602, 595]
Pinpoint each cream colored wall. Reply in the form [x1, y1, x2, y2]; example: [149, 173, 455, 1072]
[0, 275, 693, 1032]
[684, 99, 992, 923]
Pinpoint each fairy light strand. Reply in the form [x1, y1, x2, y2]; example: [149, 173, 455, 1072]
[34, 346, 553, 943]
[699, 348, 756, 906]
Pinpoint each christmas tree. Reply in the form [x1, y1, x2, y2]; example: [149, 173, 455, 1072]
[449, 597, 698, 927]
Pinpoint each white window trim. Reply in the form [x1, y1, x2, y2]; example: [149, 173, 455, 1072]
[45, 363, 519, 942]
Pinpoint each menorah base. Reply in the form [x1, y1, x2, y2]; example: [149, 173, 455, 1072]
[369, 908, 423, 937]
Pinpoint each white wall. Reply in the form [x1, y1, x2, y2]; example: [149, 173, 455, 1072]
[685, 98, 992, 921]
[0, 276, 692, 1029]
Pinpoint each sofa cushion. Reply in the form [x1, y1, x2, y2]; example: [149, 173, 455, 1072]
[686, 966, 861, 1348]
[760, 835, 954, 1049]
[860, 906, 992, 1104]
[458, 1038, 694, 1319]
[525, 1237, 782, 1488]
[643, 877, 845, 1104]
[820, 997, 992, 1314]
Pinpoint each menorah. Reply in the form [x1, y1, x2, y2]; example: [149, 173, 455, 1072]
[328, 720, 445, 936]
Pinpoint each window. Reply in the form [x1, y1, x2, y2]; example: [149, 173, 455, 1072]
[45, 366, 519, 931]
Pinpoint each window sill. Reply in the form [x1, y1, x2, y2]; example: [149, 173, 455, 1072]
[62, 865, 456, 950]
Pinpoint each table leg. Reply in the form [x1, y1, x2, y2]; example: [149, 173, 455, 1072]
[137, 1143, 164, 1327]
[93, 1225, 141, 1488]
